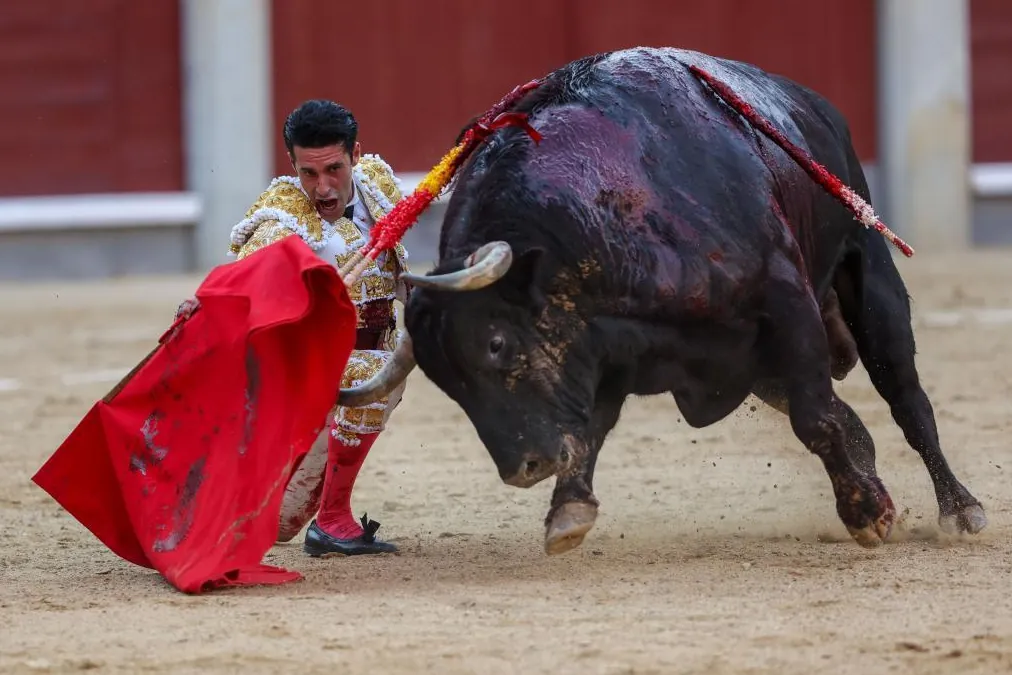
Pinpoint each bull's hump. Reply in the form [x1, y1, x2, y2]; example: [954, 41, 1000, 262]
[599, 47, 805, 144]
[597, 47, 689, 87]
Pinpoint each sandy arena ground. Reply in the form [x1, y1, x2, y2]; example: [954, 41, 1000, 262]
[1, 251, 1011, 674]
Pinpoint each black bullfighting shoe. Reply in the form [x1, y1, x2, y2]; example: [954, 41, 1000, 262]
[303, 515, 399, 557]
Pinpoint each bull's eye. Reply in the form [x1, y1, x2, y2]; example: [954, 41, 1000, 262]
[489, 335, 505, 355]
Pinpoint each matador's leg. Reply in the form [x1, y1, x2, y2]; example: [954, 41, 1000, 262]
[303, 341, 405, 557]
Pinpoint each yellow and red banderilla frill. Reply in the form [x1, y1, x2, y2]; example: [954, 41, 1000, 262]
[339, 80, 543, 286]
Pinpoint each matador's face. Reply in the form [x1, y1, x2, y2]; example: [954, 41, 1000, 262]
[290, 142, 361, 222]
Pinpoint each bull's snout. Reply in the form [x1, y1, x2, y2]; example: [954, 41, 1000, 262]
[499, 449, 572, 488]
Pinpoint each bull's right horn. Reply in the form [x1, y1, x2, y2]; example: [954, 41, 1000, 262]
[337, 332, 417, 408]
[401, 240, 512, 292]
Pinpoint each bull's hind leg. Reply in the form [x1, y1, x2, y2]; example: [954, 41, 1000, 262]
[752, 380, 878, 477]
[762, 260, 896, 547]
[835, 236, 986, 535]
[544, 393, 624, 555]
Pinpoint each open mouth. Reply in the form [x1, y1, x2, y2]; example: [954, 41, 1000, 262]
[316, 198, 338, 212]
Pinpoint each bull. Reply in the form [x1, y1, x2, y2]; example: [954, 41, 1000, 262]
[339, 47, 987, 554]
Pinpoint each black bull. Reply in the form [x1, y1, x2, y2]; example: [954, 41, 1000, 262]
[338, 47, 986, 554]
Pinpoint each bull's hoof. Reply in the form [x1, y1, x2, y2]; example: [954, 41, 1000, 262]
[939, 503, 987, 536]
[846, 518, 891, 548]
[838, 475, 896, 548]
[545, 501, 598, 556]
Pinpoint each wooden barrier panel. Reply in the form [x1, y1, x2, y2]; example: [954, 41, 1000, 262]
[0, 1, 183, 197]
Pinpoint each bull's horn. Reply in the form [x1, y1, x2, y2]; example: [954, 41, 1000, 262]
[401, 240, 513, 291]
[337, 333, 417, 407]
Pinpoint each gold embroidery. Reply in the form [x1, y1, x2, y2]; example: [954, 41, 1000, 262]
[333, 217, 367, 264]
[340, 351, 390, 390]
[336, 407, 387, 435]
[356, 156, 403, 204]
[236, 222, 294, 260]
[346, 274, 397, 305]
[333, 350, 401, 434]
[355, 157, 411, 278]
[328, 217, 399, 312]
[357, 175, 387, 225]
[259, 182, 322, 240]
[230, 180, 324, 255]
[332, 426, 363, 446]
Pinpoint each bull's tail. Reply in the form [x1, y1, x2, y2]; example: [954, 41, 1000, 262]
[687, 64, 914, 258]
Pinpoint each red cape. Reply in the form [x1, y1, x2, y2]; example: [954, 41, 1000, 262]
[32, 236, 357, 593]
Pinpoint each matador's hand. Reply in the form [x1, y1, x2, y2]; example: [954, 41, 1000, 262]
[174, 297, 200, 321]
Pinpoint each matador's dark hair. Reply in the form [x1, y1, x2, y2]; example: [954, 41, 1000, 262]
[283, 99, 358, 157]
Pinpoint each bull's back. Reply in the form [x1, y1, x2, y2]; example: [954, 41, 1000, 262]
[669, 48, 872, 284]
[584, 47, 864, 292]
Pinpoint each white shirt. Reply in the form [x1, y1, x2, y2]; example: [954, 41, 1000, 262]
[343, 179, 373, 238]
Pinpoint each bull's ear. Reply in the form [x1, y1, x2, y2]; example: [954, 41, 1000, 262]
[500, 247, 547, 312]
[454, 114, 481, 145]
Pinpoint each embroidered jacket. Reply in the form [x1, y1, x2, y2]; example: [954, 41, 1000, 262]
[227, 154, 409, 443]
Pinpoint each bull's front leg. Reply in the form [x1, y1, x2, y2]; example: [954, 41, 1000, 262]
[545, 448, 600, 555]
[544, 394, 624, 555]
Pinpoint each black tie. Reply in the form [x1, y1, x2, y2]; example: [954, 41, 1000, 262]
[343, 204, 355, 220]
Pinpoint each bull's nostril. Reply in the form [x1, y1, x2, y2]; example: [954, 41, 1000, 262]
[524, 460, 540, 477]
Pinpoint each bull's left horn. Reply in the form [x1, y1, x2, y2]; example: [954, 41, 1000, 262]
[401, 241, 513, 291]
[337, 333, 417, 407]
